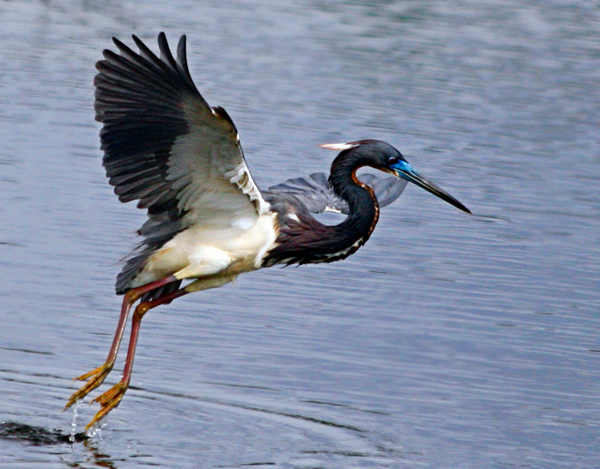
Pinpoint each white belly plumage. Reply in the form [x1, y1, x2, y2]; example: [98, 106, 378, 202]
[130, 212, 278, 289]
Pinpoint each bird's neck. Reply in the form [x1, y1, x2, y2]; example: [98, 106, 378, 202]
[262, 151, 381, 267]
[326, 151, 380, 252]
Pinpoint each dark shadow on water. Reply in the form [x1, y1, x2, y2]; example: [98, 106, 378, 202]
[0, 421, 86, 445]
[0, 421, 121, 468]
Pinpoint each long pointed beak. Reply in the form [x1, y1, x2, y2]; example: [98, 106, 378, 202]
[391, 161, 471, 214]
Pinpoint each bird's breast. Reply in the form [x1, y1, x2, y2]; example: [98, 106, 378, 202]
[140, 212, 279, 283]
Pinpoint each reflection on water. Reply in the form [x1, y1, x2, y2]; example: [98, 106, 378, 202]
[0, 422, 119, 468]
[1, 0, 599, 468]
[0, 421, 86, 445]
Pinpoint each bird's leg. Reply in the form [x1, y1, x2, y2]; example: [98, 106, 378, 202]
[84, 286, 189, 432]
[64, 275, 178, 411]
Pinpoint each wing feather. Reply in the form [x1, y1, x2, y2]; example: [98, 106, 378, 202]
[95, 32, 269, 292]
[266, 172, 407, 215]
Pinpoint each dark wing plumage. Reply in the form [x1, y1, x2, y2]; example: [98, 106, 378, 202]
[95, 33, 268, 293]
[265, 172, 407, 215]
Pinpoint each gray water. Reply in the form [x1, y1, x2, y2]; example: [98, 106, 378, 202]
[1, 1, 599, 467]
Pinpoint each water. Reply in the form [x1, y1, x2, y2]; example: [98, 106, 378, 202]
[1, 0, 599, 467]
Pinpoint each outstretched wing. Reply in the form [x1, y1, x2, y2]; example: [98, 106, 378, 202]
[95, 33, 269, 292]
[266, 172, 408, 215]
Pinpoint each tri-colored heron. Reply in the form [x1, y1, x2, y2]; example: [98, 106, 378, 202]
[64, 33, 471, 431]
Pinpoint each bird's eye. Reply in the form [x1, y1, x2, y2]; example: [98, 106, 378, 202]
[388, 156, 400, 166]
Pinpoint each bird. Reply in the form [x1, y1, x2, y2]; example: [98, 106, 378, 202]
[64, 32, 471, 432]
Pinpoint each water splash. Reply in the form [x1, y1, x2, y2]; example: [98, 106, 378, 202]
[69, 399, 81, 443]
[86, 422, 105, 440]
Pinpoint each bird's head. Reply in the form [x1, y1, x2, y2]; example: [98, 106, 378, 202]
[321, 140, 471, 214]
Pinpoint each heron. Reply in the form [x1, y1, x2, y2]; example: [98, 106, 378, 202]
[64, 33, 471, 431]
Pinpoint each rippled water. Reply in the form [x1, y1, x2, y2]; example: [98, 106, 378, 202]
[1, 1, 599, 468]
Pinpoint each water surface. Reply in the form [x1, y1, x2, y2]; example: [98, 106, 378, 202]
[1, 1, 599, 468]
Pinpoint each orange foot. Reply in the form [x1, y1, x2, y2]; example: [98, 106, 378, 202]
[85, 381, 129, 432]
[64, 363, 114, 411]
